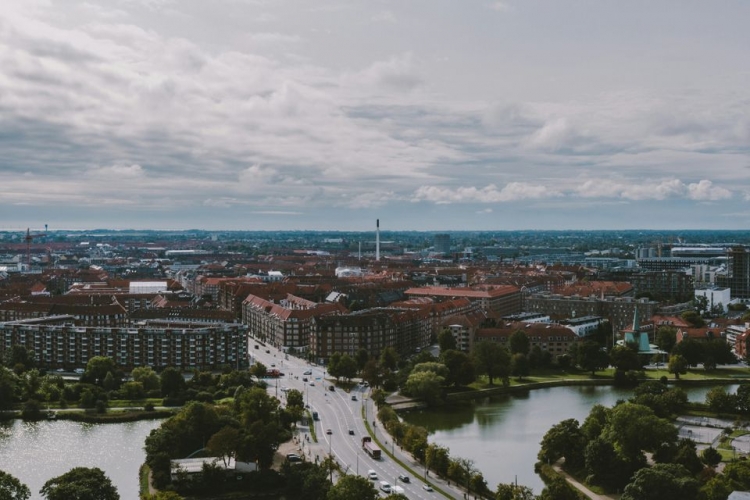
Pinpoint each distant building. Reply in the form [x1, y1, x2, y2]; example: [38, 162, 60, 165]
[694, 287, 731, 313]
[525, 293, 658, 331]
[404, 285, 521, 317]
[434, 234, 451, 254]
[717, 247, 750, 299]
[475, 322, 579, 357]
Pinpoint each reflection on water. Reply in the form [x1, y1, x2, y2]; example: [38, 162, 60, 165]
[0, 419, 162, 500]
[402, 384, 738, 494]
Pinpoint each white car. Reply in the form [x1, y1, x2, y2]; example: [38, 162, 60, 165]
[367, 470, 378, 480]
[379, 481, 392, 493]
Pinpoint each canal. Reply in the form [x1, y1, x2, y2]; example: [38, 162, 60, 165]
[0, 418, 163, 500]
[401, 384, 735, 494]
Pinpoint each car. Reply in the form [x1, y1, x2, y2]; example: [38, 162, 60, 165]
[348, 429, 354, 435]
[351, 395, 358, 401]
[422, 484, 434, 492]
[74, 368, 85, 374]
[271, 363, 276, 367]
[398, 474, 410, 483]
[326, 429, 332, 435]
[328, 385, 335, 391]
[286, 453, 302, 463]
[266, 349, 270, 353]
[303, 370, 312, 375]
[379, 481, 392, 493]
[309, 382, 315, 386]
[367, 470, 378, 480]
[302, 377, 308, 382]
[254, 345, 259, 349]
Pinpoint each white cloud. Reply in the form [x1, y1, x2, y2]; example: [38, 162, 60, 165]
[413, 182, 560, 204]
[687, 180, 732, 201]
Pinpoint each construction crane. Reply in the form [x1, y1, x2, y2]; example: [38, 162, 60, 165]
[25, 227, 47, 267]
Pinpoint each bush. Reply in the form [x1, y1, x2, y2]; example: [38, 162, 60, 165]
[144, 403, 155, 411]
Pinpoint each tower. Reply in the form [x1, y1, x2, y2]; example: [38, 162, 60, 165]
[375, 219, 380, 262]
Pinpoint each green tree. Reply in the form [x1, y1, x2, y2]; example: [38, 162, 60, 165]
[538, 475, 579, 500]
[361, 359, 382, 388]
[681, 310, 705, 328]
[538, 418, 586, 469]
[655, 327, 677, 353]
[705, 386, 736, 413]
[40, 467, 119, 500]
[510, 353, 529, 380]
[327, 352, 342, 380]
[0, 470, 30, 500]
[336, 354, 358, 382]
[671, 339, 704, 367]
[249, 362, 268, 379]
[354, 348, 370, 372]
[610, 345, 641, 371]
[438, 329, 457, 353]
[602, 403, 677, 460]
[83, 357, 117, 387]
[206, 426, 240, 467]
[159, 367, 186, 397]
[508, 330, 530, 355]
[2, 345, 35, 372]
[131, 367, 160, 392]
[701, 446, 722, 468]
[404, 371, 444, 405]
[577, 341, 610, 375]
[495, 483, 535, 500]
[380, 347, 399, 372]
[472, 341, 510, 385]
[621, 463, 699, 500]
[441, 350, 475, 386]
[668, 354, 688, 380]
[425, 444, 451, 477]
[326, 475, 378, 500]
[585, 437, 626, 490]
[0, 368, 21, 410]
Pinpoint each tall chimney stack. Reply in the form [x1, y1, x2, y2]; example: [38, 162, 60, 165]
[376, 219, 380, 262]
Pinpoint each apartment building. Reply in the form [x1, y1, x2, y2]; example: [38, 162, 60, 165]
[0, 316, 246, 370]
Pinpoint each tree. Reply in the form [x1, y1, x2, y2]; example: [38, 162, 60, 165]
[404, 371, 443, 405]
[621, 463, 699, 500]
[681, 310, 706, 328]
[538, 418, 586, 469]
[671, 339, 704, 367]
[472, 341, 510, 386]
[585, 437, 626, 490]
[131, 367, 160, 392]
[668, 354, 688, 380]
[361, 359, 382, 388]
[327, 352, 342, 380]
[538, 475, 579, 500]
[326, 475, 378, 500]
[495, 483, 535, 500]
[705, 386, 736, 413]
[610, 345, 641, 372]
[701, 446, 722, 468]
[40, 467, 119, 500]
[2, 345, 35, 373]
[0, 368, 20, 410]
[0, 470, 30, 500]
[438, 329, 457, 353]
[602, 403, 677, 460]
[336, 354, 358, 382]
[83, 357, 117, 387]
[510, 353, 529, 380]
[577, 341, 609, 375]
[355, 348, 370, 371]
[655, 327, 677, 353]
[249, 362, 268, 379]
[425, 444, 451, 477]
[508, 330, 530, 355]
[206, 426, 240, 467]
[441, 350, 476, 386]
[380, 347, 399, 372]
[160, 367, 186, 397]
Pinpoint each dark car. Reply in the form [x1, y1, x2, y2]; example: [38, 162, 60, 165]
[348, 429, 355, 435]
[326, 429, 332, 435]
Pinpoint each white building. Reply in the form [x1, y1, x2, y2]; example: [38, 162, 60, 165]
[695, 287, 731, 313]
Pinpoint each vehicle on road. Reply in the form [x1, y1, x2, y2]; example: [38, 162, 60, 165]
[271, 363, 276, 367]
[367, 470, 378, 480]
[303, 369, 312, 375]
[328, 385, 335, 391]
[326, 429, 332, 435]
[362, 436, 381, 459]
[348, 429, 354, 435]
[379, 481, 392, 493]
[310, 382, 315, 386]
[286, 454, 302, 463]
[398, 474, 410, 483]
[312, 411, 319, 421]
[74, 368, 85, 374]
[351, 395, 357, 401]
[422, 484, 434, 492]
[302, 377, 308, 382]
[255, 345, 259, 349]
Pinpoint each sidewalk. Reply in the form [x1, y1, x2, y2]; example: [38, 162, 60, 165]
[551, 463, 621, 500]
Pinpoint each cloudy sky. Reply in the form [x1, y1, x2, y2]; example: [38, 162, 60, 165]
[1, 0, 749, 231]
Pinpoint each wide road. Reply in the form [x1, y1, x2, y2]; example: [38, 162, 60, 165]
[247, 339, 455, 499]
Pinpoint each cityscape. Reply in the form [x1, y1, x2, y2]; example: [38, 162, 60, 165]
[2, 1, 750, 500]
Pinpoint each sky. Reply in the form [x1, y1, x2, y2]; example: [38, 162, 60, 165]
[1, 0, 749, 232]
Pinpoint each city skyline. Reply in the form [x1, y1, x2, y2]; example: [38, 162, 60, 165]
[1, 1, 749, 231]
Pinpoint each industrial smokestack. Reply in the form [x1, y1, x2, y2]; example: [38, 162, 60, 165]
[376, 219, 380, 262]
